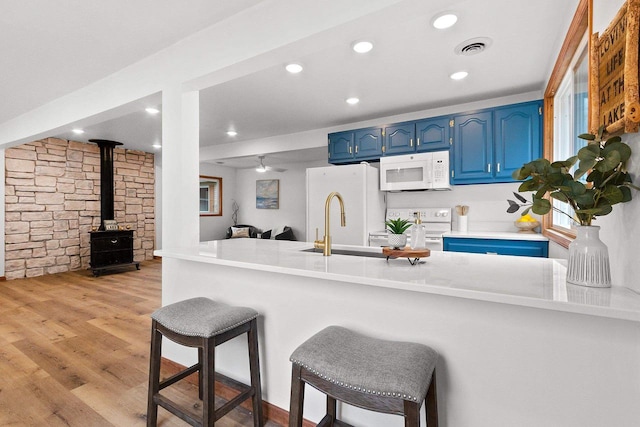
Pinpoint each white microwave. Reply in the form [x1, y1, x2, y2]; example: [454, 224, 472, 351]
[379, 151, 450, 191]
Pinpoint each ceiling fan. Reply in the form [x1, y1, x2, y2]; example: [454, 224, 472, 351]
[255, 155, 287, 173]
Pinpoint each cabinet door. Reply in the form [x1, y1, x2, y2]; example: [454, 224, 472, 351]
[494, 101, 542, 181]
[452, 112, 493, 183]
[383, 123, 415, 155]
[416, 116, 451, 152]
[354, 127, 383, 160]
[328, 131, 354, 163]
[443, 237, 548, 258]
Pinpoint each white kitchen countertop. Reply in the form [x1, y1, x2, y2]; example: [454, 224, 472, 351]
[444, 230, 549, 241]
[157, 239, 640, 322]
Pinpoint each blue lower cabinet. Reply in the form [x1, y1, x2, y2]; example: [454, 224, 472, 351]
[443, 237, 548, 258]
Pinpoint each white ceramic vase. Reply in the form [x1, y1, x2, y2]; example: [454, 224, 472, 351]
[566, 225, 611, 288]
[388, 233, 407, 249]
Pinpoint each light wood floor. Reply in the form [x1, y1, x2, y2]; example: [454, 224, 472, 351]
[0, 259, 282, 426]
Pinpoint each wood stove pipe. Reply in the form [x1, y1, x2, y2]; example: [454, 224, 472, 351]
[89, 139, 123, 231]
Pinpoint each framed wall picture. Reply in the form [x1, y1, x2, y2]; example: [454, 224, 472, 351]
[256, 179, 279, 209]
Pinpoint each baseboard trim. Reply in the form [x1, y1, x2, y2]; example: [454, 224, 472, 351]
[161, 357, 313, 427]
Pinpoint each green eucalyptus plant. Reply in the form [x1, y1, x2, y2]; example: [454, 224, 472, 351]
[385, 218, 412, 234]
[507, 127, 639, 226]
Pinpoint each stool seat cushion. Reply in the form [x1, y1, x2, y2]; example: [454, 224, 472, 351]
[290, 326, 437, 402]
[151, 297, 258, 338]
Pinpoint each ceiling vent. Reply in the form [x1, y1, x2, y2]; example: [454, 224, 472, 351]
[455, 37, 492, 56]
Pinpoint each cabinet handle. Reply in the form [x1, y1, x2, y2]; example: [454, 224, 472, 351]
[410, 138, 413, 147]
[487, 163, 491, 173]
[355, 145, 358, 154]
[417, 138, 420, 146]
[111, 239, 118, 244]
[497, 163, 501, 172]
[349, 146, 352, 154]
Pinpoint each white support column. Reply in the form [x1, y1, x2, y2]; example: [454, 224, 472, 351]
[161, 85, 200, 249]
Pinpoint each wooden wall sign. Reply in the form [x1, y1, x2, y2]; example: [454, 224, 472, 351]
[590, 0, 640, 135]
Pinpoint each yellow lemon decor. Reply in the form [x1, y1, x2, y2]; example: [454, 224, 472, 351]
[516, 214, 538, 223]
[514, 213, 540, 233]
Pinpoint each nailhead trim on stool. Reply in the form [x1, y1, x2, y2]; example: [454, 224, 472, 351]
[289, 326, 439, 427]
[146, 297, 264, 427]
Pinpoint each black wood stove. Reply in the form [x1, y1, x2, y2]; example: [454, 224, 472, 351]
[88, 139, 139, 276]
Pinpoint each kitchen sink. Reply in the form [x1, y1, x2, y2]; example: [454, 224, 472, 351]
[301, 248, 387, 258]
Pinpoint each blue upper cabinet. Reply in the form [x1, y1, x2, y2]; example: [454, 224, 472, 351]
[329, 100, 542, 171]
[383, 116, 451, 156]
[328, 131, 354, 163]
[415, 116, 451, 152]
[354, 127, 383, 160]
[452, 111, 493, 183]
[451, 100, 542, 184]
[493, 101, 542, 181]
[328, 127, 382, 164]
[384, 123, 415, 155]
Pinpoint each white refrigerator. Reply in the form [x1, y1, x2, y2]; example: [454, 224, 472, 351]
[306, 163, 385, 246]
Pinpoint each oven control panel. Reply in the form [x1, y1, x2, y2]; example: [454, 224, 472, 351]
[385, 208, 452, 223]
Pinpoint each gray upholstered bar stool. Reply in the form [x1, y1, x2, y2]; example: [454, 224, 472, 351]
[289, 326, 438, 427]
[146, 297, 264, 427]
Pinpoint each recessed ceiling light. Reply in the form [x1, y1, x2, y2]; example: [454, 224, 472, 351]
[227, 130, 238, 137]
[346, 97, 360, 105]
[432, 13, 458, 29]
[145, 107, 160, 115]
[285, 63, 303, 74]
[152, 143, 162, 149]
[352, 41, 373, 53]
[450, 71, 469, 80]
[72, 128, 84, 134]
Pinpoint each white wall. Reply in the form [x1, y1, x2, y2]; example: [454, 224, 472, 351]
[233, 160, 327, 240]
[388, 182, 525, 232]
[199, 163, 238, 241]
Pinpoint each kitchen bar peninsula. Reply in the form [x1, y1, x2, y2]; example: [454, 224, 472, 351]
[157, 239, 640, 427]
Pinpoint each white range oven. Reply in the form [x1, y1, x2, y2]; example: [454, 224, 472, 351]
[369, 207, 452, 251]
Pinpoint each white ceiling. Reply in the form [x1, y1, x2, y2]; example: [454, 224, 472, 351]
[4, 0, 580, 168]
[0, 0, 261, 123]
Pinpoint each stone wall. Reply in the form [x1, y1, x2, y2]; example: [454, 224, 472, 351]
[5, 138, 155, 280]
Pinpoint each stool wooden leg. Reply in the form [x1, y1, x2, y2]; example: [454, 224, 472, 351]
[425, 371, 438, 427]
[203, 336, 216, 426]
[198, 347, 204, 401]
[248, 319, 264, 427]
[146, 321, 162, 427]
[326, 395, 337, 426]
[403, 400, 420, 427]
[289, 364, 305, 427]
